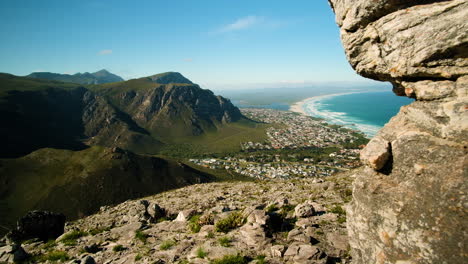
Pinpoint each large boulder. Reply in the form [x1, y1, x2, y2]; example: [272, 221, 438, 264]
[328, 0, 467, 263]
[8, 211, 65, 242]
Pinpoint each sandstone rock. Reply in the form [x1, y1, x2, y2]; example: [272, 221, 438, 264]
[329, 0, 468, 263]
[147, 203, 165, 220]
[247, 210, 270, 226]
[8, 211, 65, 242]
[239, 223, 270, 247]
[294, 202, 316, 218]
[294, 245, 327, 263]
[174, 209, 197, 222]
[325, 232, 349, 257]
[360, 136, 390, 170]
[284, 244, 327, 263]
[198, 225, 215, 238]
[270, 245, 286, 258]
[287, 228, 313, 244]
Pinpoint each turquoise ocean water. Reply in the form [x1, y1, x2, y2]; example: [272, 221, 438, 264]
[302, 91, 413, 137]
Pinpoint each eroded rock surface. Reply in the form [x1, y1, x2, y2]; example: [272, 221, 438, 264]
[329, 0, 467, 263]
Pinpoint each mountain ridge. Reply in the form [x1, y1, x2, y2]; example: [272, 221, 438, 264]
[26, 69, 124, 85]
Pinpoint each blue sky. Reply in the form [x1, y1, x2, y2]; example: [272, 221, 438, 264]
[0, 0, 376, 89]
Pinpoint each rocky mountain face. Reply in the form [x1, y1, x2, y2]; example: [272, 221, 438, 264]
[93, 74, 243, 140]
[0, 72, 244, 157]
[329, 0, 467, 263]
[26, 69, 124, 85]
[1, 172, 355, 263]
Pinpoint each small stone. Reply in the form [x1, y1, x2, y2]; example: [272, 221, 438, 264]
[174, 209, 196, 222]
[81, 256, 96, 264]
[360, 137, 391, 170]
[287, 228, 312, 244]
[147, 203, 165, 220]
[294, 202, 316, 218]
[270, 245, 286, 257]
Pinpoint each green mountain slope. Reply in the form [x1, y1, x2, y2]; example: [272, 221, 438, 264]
[0, 146, 215, 232]
[0, 73, 161, 158]
[1, 72, 264, 157]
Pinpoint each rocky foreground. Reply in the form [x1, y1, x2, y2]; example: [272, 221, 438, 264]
[1, 171, 357, 264]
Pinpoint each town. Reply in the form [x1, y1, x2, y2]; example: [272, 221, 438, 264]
[189, 108, 368, 180]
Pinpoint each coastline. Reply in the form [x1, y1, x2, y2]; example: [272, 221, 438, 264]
[289, 91, 387, 138]
[289, 92, 362, 115]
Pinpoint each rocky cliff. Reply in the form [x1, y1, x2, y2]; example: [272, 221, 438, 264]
[93, 73, 244, 140]
[328, 0, 467, 263]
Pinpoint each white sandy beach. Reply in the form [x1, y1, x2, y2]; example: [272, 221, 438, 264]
[289, 91, 376, 115]
[289, 93, 357, 115]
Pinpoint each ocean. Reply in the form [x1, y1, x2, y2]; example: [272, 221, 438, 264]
[302, 91, 413, 137]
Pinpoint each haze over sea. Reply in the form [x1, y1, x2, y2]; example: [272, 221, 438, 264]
[302, 91, 413, 137]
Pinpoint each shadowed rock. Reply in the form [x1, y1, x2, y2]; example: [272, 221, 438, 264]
[8, 211, 65, 242]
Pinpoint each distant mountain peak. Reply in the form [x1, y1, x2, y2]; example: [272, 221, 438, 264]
[94, 69, 110, 74]
[148, 72, 193, 84]
[26, 69, 124, 84]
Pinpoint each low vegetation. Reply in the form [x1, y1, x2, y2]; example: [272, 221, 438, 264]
[211, 255, 249, 264]
[59, 230, 88, 246]
[159, 240, 176, 250]
[218, 236, 232, 247]
[196, 247, 207, 259]
[215, 211, 245, 233]
[112, 245, 126, 252]
[33, 250, 70, 262]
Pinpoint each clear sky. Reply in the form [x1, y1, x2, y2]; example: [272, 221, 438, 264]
[0, 0, 376, 89]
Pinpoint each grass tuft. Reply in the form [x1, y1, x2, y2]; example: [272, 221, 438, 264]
[59, 230, 88, 246]
[218, 236, 232, 247]
[135, 230, 149, 243]
[160, 240, 176, 250]
[215, 211, 245, 233]
[211, 255, 248, 264]
[34, 250, 69, 262]
[196, 247, 207, 259]
[113, 245, 126, 252]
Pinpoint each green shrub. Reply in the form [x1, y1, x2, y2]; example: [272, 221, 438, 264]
[89, 226, 111, 235]
[35, 250, 69, 262]
[206, 231, 215, 238]
[42, 240, 56, 250]
[59, 230, 88, 246]
[188, 214, 202, 233]
[265, 204, 278, 213]
[113, 245, 126, 252]
[160, 240, 176, 250]
[338, 215, 347, 224]
[211, 255, 248, 264]
[135, 254, 142, 261]
[256, 255, 267, 264]
[330, 205, 346, 216]
[215, 211, 245, 233]
[196, 247, 207, 258]
[218, 236, 231, 247]
[135, 230, 148, 243]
